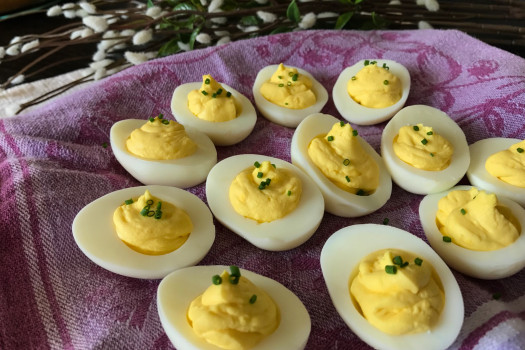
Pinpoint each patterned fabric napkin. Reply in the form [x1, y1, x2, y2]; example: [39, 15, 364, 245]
[1, 29, 524, 349]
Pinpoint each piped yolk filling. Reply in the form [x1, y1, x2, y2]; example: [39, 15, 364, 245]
[485, 139, 525, 188]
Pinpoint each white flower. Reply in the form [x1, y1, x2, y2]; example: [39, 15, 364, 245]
[178, 41, 190, 51]
[241, 26, 259, 33]
[47, 5, 62, 16]
[216, 36, 230, 46]
[132, 29, 153, 45]
[90, 59, 113, 70]
[64, 10, 76, 18]
[92, 49, 106, 61]
[81, 68, 95, 77]
[388, 0, 401, 4]
[211, 17, 227, 24]
[107, 17, 118, 25]
[11, 74, 25, 85]
[0, 47, 5, 59]
[257, 11, 276, 24]
[70, 30, 83, 40]
[120, 29, 135, 37]
[208, 0, 223, 12]
[254, 0, 268, 4]
[21, 40, 39, 53]
[83, 16, 108, 32]
[75, 9, 89, 18]
[195, 33, 211, 44]
[81, 28, 94, 38]
[62, 2, 75, 10]
[94, 68, 106, 81]
[124, 51, 156, 65]
[418, 20, 434, 29]
[214, 30, 229, 37]
[103, 30, 118, 39]
[425, 0, 439, 11]
[79, 1, 96, 14]
[200, 0, 208, 5]
[5, 104, 21, 116]
[146, 6, 161, 18]
[299, 12, 316, 29]
[10, 36, 21, 44]
[317, 12, 338, 19]
[416, 0, 425, 5]
[6, 45, 20, 56]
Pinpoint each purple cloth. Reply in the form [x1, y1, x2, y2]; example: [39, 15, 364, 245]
[1, 29, 524, 349]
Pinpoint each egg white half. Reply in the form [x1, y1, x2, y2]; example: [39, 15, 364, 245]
[171, 82, 257, 146]
[467, 138, 525, 207]
[110, 119, 217, 188]
[205, 154, 324, 251]
[381, 105, 470, 195]
[321, 224, 463, 350]
[332, 59, 411, 126]
[157, 265, 311, 350]
[252, 64, 328, 128]
[419, 185, 525, 280]
[291, 113, 392, 217]
[72, 185, 215, 279]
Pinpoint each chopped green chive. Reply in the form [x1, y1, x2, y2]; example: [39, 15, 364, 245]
[285, 102, 289, 105]
[383, 218, 389, 225]
[102, 142, 108, 148]
[205, 78, 210, 84]
[327, 136, 334, 141]
[401, 261, 409, 268]
[254, 161, 261, 168]
[427, 131, 433, 135]
[517, 148, 524, 153]
[230, 265, 241, 277]
[413, 125, 420, 131]
[140, 205, 150, 216]
[370, 60, 377, 65]
[149, 117, 154, 122]
[415, 257, 423, 266]
[257, 172, 263, 178]
[356, 189, 366, 196]
[146, 210, 155, 217]
[343, 158, 350, 166]
[364, 59, 370, 66]
[460, 208, 467, 215]
[226, 91, 232, 97]
[216, 88, 223, 95]
[392, 256, 403, 265]
[249, 294, 257, 304]
[278, 75, 282, 79]
[229, 275, 239, 284]
[124, 199, 133, 205]
[385, 265, 397, 274]
[288, 72, 294, 77]
[345, 176, 350, 182]
[430, 153, 435, 157]
[265, 178, 271, 186]
[258, 182, 266, 190]
[292, 73, 298, 81]
[382, 63, 389, 70]
[493, 292, 502, 300]
[352, 129, 358, 136]
[272, 163, 276, 168]
[443, 236, 452, 243]
[351, 76, 356, 81]
[278, 83, 284, 87]
[383, 80, 389, 85]
[212, 275, 222, 285]
[154, 210, 162, 219]
[212, 93, 217, 98]
[158, 113, 164, 119]
[421, 138, 428, 145]
[340, 121, 345, 127]
[201, 90, 208, 96]
[146, 200, 154, 205]
[287, 81, 292, 86]
[162, 119, 169, 125]
[287, 190, 292, 196]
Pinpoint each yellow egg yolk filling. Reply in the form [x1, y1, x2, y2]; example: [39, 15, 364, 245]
[126, 116, 197, 160]
[229, 161, 302, 223]
[308, 122, 379, 195]
[347, 62, 402, 108]
[436, 188, 520, 251]
[350, 249, 445, 335]
[187, 269, 279, 350]
[485, 140, 525, 188]
[112, 190, 192, 255]
[259, 63, 316, 109]
[393, 124, 454, 171]
[187, 74, 242, 122]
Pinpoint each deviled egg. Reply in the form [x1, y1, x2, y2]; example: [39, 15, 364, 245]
[419, 185, 525, 279]
[171, 75, 257, 146]
[381, 105, 470, 195]
[252, 63, 328, 128]
[110, 116, 217, 188]
[72, 185, 215, 279]
[205, 154, 324, 251]
[467, 138, 525, 206]
[321, 224, 463, 350]
[157, 265, 311, 350]
[291, 113, 392, 217]
[333, 59, 410, 125]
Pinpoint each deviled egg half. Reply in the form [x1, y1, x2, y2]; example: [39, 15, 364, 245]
[171, 75, 257, 146]
[157, 265, 311, 350]
[206, 154, 324, 251]
[110, 116, 216, 188]
[419, 185, 525, 279]
[381, 105, 470, 195]
[321, 224, 463, 350]
[333, 59, 410, 125]
[252, 63, 328, 128]
[291, 113, 392, 217]
[72, 185, 215, 279]
[467, 138, 525, 207]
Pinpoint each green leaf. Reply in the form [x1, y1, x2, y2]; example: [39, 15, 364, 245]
[286, 0, 300, 23]
[335, 11, 353, 29]
[189, 25, 202, 50]
[158, 38, 181, 57]
[147, 0, 154, 8]
[174, 2, 197, 11]
[354, 0, 364, 4]
[270, 26, 292, 35]
[240, 15, 259, 26]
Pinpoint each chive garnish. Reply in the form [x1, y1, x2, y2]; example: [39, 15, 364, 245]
[226, 91, 232, 97]
[278, 75, 282, 79]
[393, 256, 403, 265]
[278, 83, 284, 87]
[229, 275, 239, 284]
[421, 138, 428, 145]
[287, 190, 292, 196]
[383, 80, 389, 85]
[147, 210, 155, 217]
[249, 294, 257, 304]
[364, 60, 370, 66]
[460, 208, 466, 215]
[216, 88, 223, 95]
[288, 72, 294, 77]
[212, 275, 222, 285]
[385, 265, 397, 274]
[212, 93, 217, 98]
[162, 119, 169, 124]
[415, 257, 423, 266]
[287, 81, 292, 86]
[102, 142, 108, 148]
[292, 73, 298, 81]
[154, 210, 162, 219]
[443, 236, 452, 243]
[351, 76, 356, 81]
[343, 159, 350, 166]
[272, 163, 276, 168]
[201, 90, 208, 96]
[285, 102, 289, 105]
[430, 153, 435, 157]
[149, 117, 154, 122]
[517, 148, 524, 153]
[352, 130, 358, 136]
[254, 161, 261, 168]
[427, 131, 433, 135]
[257, 172, 263, 178]
[158, 113, 164, 119]
[413, 125, 419, 131]
[230, 265, 240, 277]
[383, 218, 389, 225]
[258, 182, 266, 190]
[340, 121, 345, 127]
[124, 199, 133, 205]
[146, 200, 154, 205]
[140, 205, 150, 216]
[345, 176, 350, 182]
[265, 178, 271, 185]
[327, 136, 334, 141]
[370, 60, 377, 65]
[356, 189, 366, 196]
[205, 78, 210, 84]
